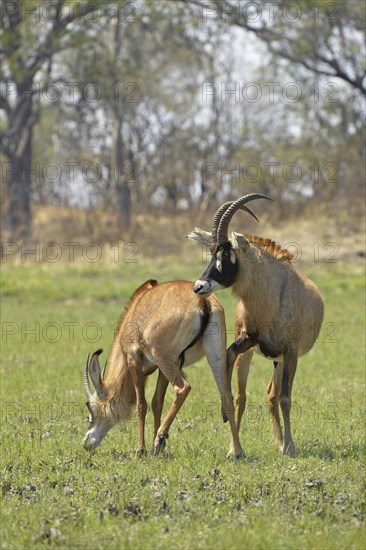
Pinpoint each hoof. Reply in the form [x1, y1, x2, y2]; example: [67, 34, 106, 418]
[282, 442, 296, 457]
[282, 444, 296, 458]
[152, 433, 169, 456]
[136, 448, 147, 457]
[151, 445, 168, 457]
[227, 447, 244, 460]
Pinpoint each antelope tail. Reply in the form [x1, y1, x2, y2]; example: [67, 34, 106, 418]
[178, 300, 211, 369]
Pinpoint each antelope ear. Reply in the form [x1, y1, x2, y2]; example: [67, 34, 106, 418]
[186, 228, 214, 247]
[231, 232, 250, 250]
[89, 349, 105, 399]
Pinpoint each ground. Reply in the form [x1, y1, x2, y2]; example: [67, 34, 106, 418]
[1, 214, 365, 549]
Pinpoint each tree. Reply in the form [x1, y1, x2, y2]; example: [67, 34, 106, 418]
[0, 0, 101, 238]
[38, 1, 232, 221]
[180, 0, 365, 212]
[184, 0, 366, 95]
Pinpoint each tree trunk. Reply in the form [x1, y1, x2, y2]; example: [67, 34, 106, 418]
[2, 2, 102, 240]
[4, 146, 32, 240]
[117, 180, 131, 228]
[113, 116, 131, 229]
[3, 83, 35, 240]
[110, 10, 131, 231]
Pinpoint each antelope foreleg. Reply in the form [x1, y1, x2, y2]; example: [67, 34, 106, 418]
[235, 350, 253, 432]
[226, 331, 256, 426]
[127, 359, 147, 455]
[227, 330, 257, 372]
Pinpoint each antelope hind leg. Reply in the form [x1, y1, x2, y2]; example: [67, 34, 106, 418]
[203, 313, 244, 459]
[151, 369, 169, 441]
[267, 361, 284, 451]
[151, 362, 191, 456]
[280, 351, 298, 457]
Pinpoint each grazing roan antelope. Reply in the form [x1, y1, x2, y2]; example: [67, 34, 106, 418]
[83, 279, 243, 458]
[187, 194, 324, 456]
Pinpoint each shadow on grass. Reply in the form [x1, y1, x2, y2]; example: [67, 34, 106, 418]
[298, 440, 366, 460]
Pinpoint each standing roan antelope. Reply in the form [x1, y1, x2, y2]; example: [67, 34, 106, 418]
[187, 194, 324, 456]
[83, 279, 243, 458]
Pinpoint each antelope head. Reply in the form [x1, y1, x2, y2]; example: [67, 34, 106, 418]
[187, 194, 273, 296]
[83, 349, 111, 450]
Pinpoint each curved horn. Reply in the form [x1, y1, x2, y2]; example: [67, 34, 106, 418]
[84, 353, 93, 398]
[217, 193, 273, 246]
[89, 349, 104, 399]
[102, 358, 108, 381]
[211, 201, 260, 242]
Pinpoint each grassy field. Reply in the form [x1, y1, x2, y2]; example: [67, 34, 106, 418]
[1, 235, 365, 549]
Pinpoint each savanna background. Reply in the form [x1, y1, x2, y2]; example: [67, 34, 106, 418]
[1, 1, 365, 549]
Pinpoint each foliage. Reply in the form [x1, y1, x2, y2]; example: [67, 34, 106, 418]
[1, 0, 106, 236]
[214, 0, 366, 94]
[1, 1, 365, 238]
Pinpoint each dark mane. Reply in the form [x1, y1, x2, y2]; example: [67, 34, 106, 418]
[246, 235, 294, 261]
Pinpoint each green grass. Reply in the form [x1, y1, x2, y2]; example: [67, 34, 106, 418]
[1, 250, 365, 549]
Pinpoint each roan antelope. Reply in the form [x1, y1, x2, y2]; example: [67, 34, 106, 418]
[187, 194, 324, 456]
[83, 279, 243, 458]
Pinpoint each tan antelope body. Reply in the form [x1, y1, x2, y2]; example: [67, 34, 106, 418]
[188, 194, 324, 456]
[83, 279, 242, 458]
